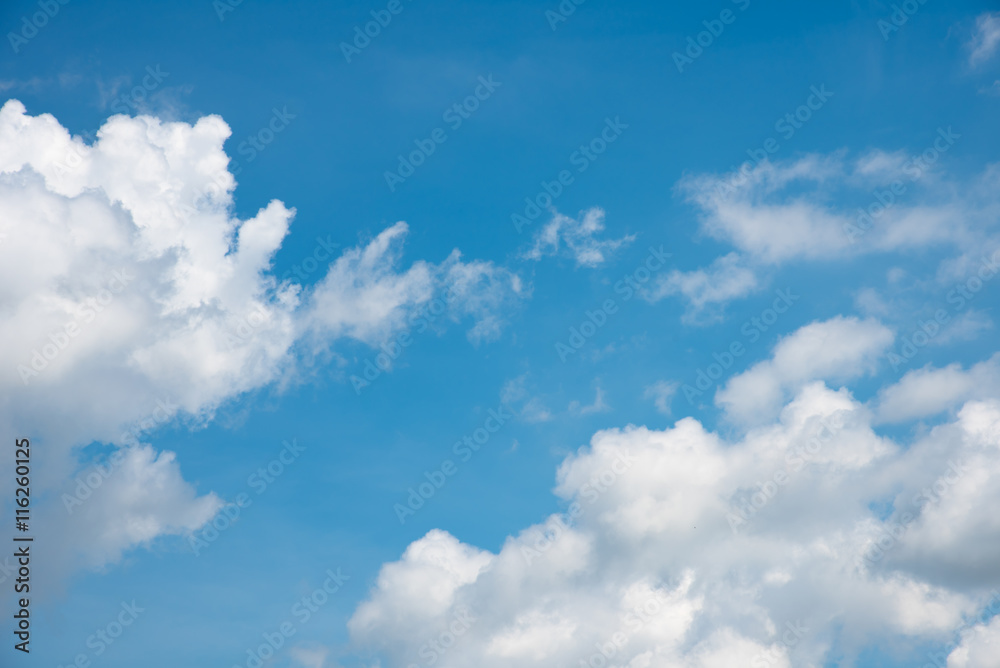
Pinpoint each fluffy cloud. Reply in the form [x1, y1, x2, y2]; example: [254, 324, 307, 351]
[43, 445, 222, 569]
[522, 207, 634, 267]
[716, 316, 894, 424]
[305, 222, 523, 347]
[306, 221, 436, 343]
[948, 614, 1000, 667]
[349, 381, 1000, 667]
[0, 99, 521, 580]
[875, 353, 1000, 423]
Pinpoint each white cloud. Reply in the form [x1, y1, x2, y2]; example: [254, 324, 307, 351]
[677, 150, 985, 265]
[522, 207, 634, 267]
[349, 382, 1000, 667]
[716, 316, 894, 424]
[875, 354, 1000, 423]
[854, 286, 892, 317]
[647, 252, 759, 323]
[664, 151, 999, 317]
[0, 99, 522, 579]
[969, 12, 1000, 66]
[348, 529, 492, 657]
[43, 445, 222, 569]
[678, 155, 852, 263]
[644, 380, 678, 415]
[948, 613, 1000, 667]
[306, 222, 436, 343]
[439, 255, 526, 344]
[876, 401, 1000, 587]
[306, 225, 524, 347]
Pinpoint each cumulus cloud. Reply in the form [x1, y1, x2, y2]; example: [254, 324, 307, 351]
[715, 316, 894, 424]
[349, 381, 1000, 667]
[969, 12, 1000, 66]
[875, 353, 1000, 423]
[348, 529, 493, 659]
[0, 99, 522, 581]
[44, 445, 222, 569]
[522, 207, 634, 267]
[646, 252, 759, 323]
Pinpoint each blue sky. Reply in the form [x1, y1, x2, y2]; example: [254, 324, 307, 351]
[2, 0, 1000, 667]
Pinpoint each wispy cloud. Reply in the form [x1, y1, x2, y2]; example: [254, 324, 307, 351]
[646, 252, 759, 324]
[569, 385, 610, 415]
[522, 207, 634, 268]
[969, 12, 1000, 66]
[644, 380, 678, 415]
